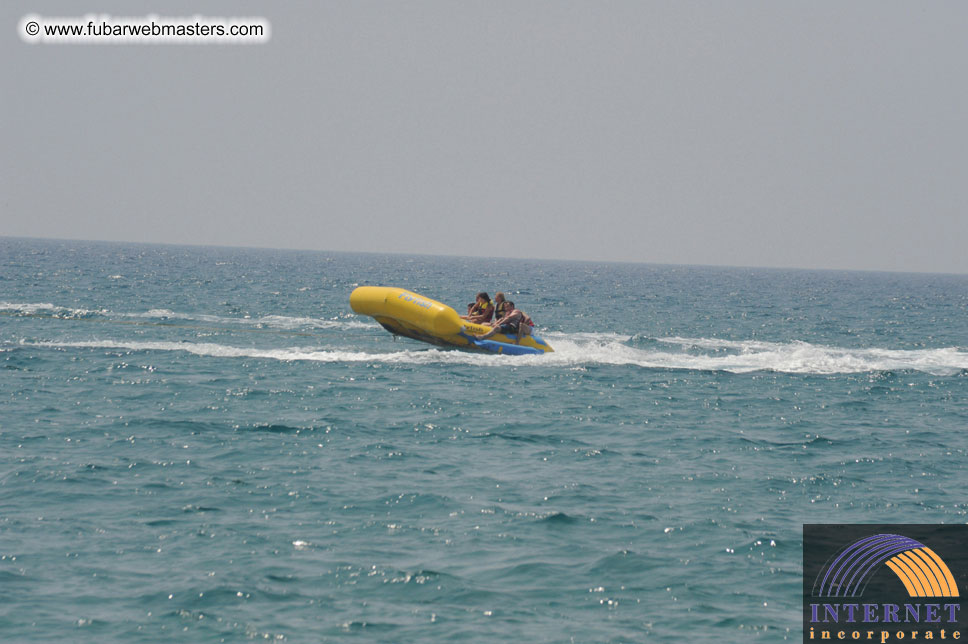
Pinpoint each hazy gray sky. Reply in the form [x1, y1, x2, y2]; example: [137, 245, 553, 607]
[3, 2, 967, 273]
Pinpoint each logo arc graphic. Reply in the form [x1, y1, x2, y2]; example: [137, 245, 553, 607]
[814, 533, 960, 598]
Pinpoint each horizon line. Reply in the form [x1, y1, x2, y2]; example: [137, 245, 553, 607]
[3, 234, 966, 278]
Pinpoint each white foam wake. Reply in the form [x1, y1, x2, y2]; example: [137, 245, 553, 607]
[128, 309, 372, 330]
[543, 333, 968, 375]
[0, 301, 107, 318]
[23, 335, 968, 375]
[28, 339, 530, 367]
[0, 302, 374, 330]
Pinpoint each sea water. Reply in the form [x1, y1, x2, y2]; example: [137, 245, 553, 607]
[1, 237, 966, 643]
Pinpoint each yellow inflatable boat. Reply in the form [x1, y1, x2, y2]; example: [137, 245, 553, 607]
[350, 286, 554, 356]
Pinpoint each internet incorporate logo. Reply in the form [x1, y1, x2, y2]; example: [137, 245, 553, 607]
[803, 525, 966, 643]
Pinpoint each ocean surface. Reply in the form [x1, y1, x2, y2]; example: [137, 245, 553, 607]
[1, 237, 966, 643]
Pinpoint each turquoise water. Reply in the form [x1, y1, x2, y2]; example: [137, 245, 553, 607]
[2, 237, 967, 643]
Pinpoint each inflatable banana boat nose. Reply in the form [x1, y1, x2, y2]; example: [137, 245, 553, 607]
[350, 286, 554, 356]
